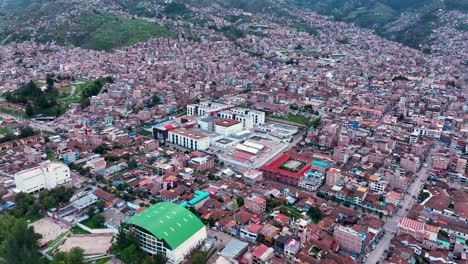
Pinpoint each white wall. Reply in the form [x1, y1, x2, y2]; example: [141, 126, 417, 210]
[14, 162, 70, 193]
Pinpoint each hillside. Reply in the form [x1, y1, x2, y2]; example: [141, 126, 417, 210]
[287, 0, 468, 49]
[0, 0, 467, 51]
[0, 0, 173, 51]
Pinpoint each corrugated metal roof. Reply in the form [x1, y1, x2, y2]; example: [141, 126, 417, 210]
[126, 202, 205, 249]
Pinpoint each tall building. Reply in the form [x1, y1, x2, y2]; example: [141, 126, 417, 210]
[333, 225, 367, 254]
[125, 202, 207, 264]
[168, 128, 210, 150]
[245, 195, 267, 215]
[326, 168, 342, 187]
[14, 162, 71, 193]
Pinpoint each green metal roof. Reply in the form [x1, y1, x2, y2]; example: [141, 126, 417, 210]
[126, 202, 205, 249]
[312, 160, 329, 168]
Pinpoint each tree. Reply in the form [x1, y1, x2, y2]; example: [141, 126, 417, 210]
[2, 220, 42, 264]
[96, 200, 105, 212]
[46, 74, 54, 89]
[307, 206, 324, 224]
[52, 247, 84, 264]
[0, 215, 17, 242]
[152, 253, 168, 264]
[12, 192, 36, 218]
[93, 145, 108, 155]
[25, 104, 34, 117]
[92, 214, 105, 228]
[118, 244, 140, 264]
[397, 113, 405, 121]
[236, 197, 244, 207]
[19, 126, 35, 138]
[87, 206, 97, 219]
[127, 159, 138, 169]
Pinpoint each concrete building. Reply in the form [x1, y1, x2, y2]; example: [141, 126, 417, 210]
[326, 168, 342, 187]
[14, 162, 71, 193]
[168, 128, 210, 150]
[333, 225, 366, 254]
[400, 153, 420, 173]
[85, 157, 107, 175]
[187, 102, 231, 116]
[125, 202, 207, 264]
[243, 169, 263, 185]
[333, 146, 349, 163]
[245, 195, 267, 215]
[213, 119, 243, 136]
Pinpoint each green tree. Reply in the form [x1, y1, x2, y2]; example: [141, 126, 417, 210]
[46, 74, 55, 89]
[127, 159, 138, 169]
[236, 197, 244, 207]
[308, 206, 324, 223]
[94, 144, 108, 155]
[2, 220, 42, 264]
[96, 200, 105, 212]
[152, 253, 168, 264]
[12, 192, 36, 218]
[92, 214, 105, 228]
[52, 247, 84, 264]
[0, 215, 17, 242]
[397, 113, 405, 121]
[25, 104, 34, 117]
[87, 206, 97, 219]
[118, 244, 140, 264]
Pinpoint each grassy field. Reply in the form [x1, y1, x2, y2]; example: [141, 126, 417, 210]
[269, 114, 310, 125]
[70, 225, 90, 235]
[95, 256, 113, 264]
[22, 213, 44, 223]
[0, 126, 12, 135]
[72, 12, 173, 51]
[58, 82, 89, 104]
[81, 215, 104, 229]
[0, 106, 28, 118]
[137, 129, 152, 136]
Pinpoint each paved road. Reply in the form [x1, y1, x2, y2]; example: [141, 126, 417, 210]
[0, 112, 57, 133]
[364, 142, 440, 264]
[206, 229, 237, 264]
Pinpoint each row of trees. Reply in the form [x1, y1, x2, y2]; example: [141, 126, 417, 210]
[79, 77, 112, 108]
[0, 215, 86, 264]
[11, 186, 74, 218]
[112, 226, 168, 264]
[4, 80, 64, 117]
[0, 126, 35, 144]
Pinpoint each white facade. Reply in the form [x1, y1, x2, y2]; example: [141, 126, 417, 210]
[369, 180, 387, 195]
[168, 129, 210, 150]
[187, 102, 231, 116]
[132, 226, 207, 264]
[214, 122, 243, 136]
[187, 102, 265, 130]
[14, 162, 70, 193]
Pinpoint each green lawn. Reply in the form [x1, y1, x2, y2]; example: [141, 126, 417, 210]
[269, 114, 310, 125]
[70, 225, 90, 234]
[81, 215, 104, 229]
[59, 81, 90, 104]
[0, 126, 12, 135]
[0, 106, 28, 118]
[73, 12, 174, 51]
[137, 129, 152, 136]
[94, 256, 112, 264]
[59, 86, 72, 93]
[22, 213, 44, 223]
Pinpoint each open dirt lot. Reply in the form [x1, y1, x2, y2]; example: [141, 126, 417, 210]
[30, 217, 69, 244]
[60, 234, 113, 254]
